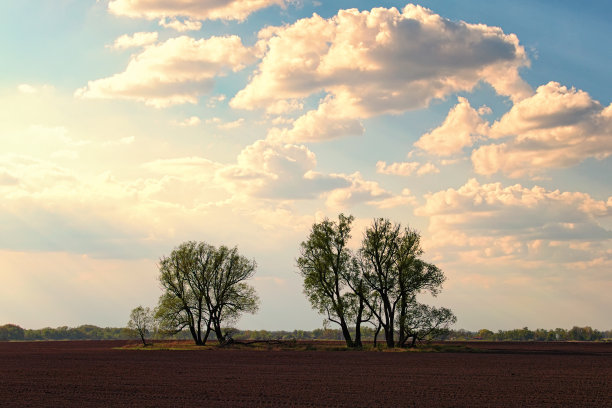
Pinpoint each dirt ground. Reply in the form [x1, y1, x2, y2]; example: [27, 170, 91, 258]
[1, 340, 610, 407]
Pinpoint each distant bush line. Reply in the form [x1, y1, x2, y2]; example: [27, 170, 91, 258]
[1, 324, 610, 342]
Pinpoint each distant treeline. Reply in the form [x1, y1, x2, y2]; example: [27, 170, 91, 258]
[1, 323, 610, 342]
[448, 327, 612, 342]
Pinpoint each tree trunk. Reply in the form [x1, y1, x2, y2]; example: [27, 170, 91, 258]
[201, 323, 212, 345]
[385, 329, 395, 348]
[187, 322, 200, 345]
[373, 321, 382, 347]
[213, 319, 224, 344]
[355, 296, 365, 348]
[353, 299, 364, 348]
[339, 316, 355, 348]
[196, 300, 203, 344]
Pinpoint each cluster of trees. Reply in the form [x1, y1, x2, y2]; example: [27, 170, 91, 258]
[448, 327, 612, 342]
[3, 324, 611, 342]
[297, 215, 456, 348]
[0, 324, 129, 341]
[135, 241, 260, 346]
[128, 216, 455, 348]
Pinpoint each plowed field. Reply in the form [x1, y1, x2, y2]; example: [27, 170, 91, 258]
[1, 341, 610, 407]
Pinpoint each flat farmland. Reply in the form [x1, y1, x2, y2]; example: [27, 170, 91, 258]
[1, 341, 610, 407]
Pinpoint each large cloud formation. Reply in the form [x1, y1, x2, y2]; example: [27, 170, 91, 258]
[414, 96, 489, 156]
[216, 139, 349, 199]
[76, 35, 255, 107]
[472, 82, 612, 177]
[231, 4, 530, 142]
[415, 178, 612, 267]
[108, 0, 285, 22]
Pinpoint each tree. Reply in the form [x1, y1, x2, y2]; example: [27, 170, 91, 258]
[355, 218, 454, 348]
[155, 241, 259, 345]
[127, 306, 154, 346]
[398, 304, 456, 347]
[297, 215, 454, 349]
[0, 324, 25, 341]
[296, 214, 369, 348]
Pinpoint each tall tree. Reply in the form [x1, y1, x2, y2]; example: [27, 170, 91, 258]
[357, 218, 454, 348]
[357, 218, 401, 348]
[297, 214, 369, 348]
[155, 241, 259, 345]
[127, 305, 154, 346]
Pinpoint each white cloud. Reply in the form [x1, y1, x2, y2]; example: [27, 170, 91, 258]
[324, 172, 392, 210]
[218, 118, 245, 130]
[415, 178, 611, 265]
[415, 96, 489, 156]
[270, 94, 365, 143]
[376, 160, 439, 176]
[107, 32, 158, 49]
[206, 94, 226, 108]
[472, 82, 612, 177]
[76, 35, 255, 107]
[368, 188, 416, 209]
[142, 157, 220, 179]
[158, 18, 202, 32]
[416, 162, 440, 176]
[108, 0, 286, 22]
[17, 84, 54, 94]
[232, 4, 530, 119]
[174, 116, 201, 127]
[217, 139, 348, 199]
[204, 117, 244, 129]
[17, 84, 37, 94]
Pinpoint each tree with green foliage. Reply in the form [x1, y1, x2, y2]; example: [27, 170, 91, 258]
[348, 217, 453, 348]
[0, 324, 24, 341]
[297, 214, 369, 348]
[398, 304, 456, 347]
[297, 215, 455, 349]
[127, 306, 154, 346]
[155, 241, 259, 345]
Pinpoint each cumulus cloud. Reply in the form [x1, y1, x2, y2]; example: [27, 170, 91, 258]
[107, 32, 158, 49]
[17, 84, 54, 94]
[415, 96, 489, 156]
[142, 157, 220, 178]
[376, 160, 439, 176]
[368, 188, 417, 209]
[17, 84, 38, 94]
[108, 0, 286, 22]
[232, 4, 530, 124]
[0, 155, 76, 197]
[472, 82, 612, 177]
[173, 116, 201, 127]
[415, 178, 611, 266]
[76, 35, 255, 107]
[324, 172, 393, 210]
[158, 18, 202, 32]
[0, 153, 234, 257]
[217, 139, 349, 199]
[266, 96, 365, 144]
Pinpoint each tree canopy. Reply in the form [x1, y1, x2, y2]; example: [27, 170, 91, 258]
[155, 241, 259, 345]
[297, 215, 456, 348]
[127, 306, 154, 346]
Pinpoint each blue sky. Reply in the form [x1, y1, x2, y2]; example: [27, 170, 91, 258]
[1, 0, 610, 331]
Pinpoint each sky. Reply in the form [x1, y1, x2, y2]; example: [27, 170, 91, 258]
[0, 0, 610, 331]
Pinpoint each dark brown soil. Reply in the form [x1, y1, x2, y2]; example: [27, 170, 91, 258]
[1, 340, 610, 407]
